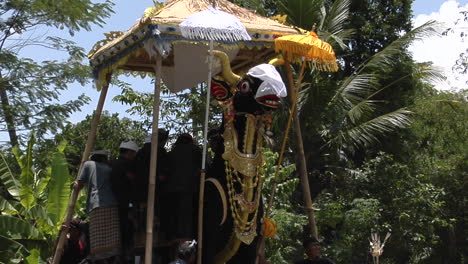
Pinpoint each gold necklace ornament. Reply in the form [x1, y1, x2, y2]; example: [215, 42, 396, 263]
[222, 112, 268, 245]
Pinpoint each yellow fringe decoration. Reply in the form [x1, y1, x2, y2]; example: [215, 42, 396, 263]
[87, 31, 124, 58]
[262, 217, 277, 238]
[270, 14, 288, 26]
[95, 48, 143, 91]
[275, 31, 339, 72]
[142, 3, 165, 20]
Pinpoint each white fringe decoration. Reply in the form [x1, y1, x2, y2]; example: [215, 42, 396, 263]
[180, 6, 251, 42]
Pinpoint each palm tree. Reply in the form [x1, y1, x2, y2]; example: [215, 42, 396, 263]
[269, 0, 442, 238]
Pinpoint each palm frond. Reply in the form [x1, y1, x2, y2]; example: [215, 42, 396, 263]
[332, 108, 412, 152]
[347, 99, 380, 124]
[412, 62, 446, 84]
[359, 20, 441, 73]
[320, 0, 350, 36]
[328, 73, 378, 107]
[362, 62, 446, 101]
[323, 28, 355, 50]
[278, 0, 324, 29]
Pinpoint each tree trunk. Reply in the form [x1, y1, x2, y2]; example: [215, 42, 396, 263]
[0, 74, 19, 147]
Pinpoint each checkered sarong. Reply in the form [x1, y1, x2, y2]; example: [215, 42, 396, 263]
[89, 207, 121, 258]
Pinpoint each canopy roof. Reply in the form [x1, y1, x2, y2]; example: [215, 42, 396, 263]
[88, 0, 298, 92]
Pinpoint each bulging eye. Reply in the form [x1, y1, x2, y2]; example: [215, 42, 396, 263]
[238, 80, 251, 93]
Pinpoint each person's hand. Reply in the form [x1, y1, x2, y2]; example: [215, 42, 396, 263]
[60, 223, 69, 232]
[73, 182, 79, 191]
[73, 181, 83, 192]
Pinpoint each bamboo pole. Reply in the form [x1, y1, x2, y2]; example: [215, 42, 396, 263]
[255, 92, 297, 264]
[145, 55, 163, 264]
[197, 40, 214, 264]
[52, 76, 111, 264]
[284, 60, 318, 238]
[255, 60, 309, 264]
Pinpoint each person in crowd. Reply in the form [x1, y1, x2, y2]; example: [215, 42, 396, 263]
[169, 240, 197, 264]
[110, 141, 139, 263]
[74, 150, 121, 263]
[133, 129, 170, 204]
[133, 129, 170, 260]
[160, 133, 202, 244]
[60, 218, 86, 264]
[294, 237, 335, 264]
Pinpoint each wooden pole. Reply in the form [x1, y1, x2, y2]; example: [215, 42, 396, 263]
[144, 55, 162, 264]
[52, 76, 110, 264]
[284, 61, 318, 238]
[197, 40, 214, 264]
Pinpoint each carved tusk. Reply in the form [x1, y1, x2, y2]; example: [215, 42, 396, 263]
[212, 50, 241, 86]
[206, 178, 228, 226]
[269, 58, 285, 66]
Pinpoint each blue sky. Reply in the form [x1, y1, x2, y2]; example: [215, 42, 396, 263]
[3, 0, 467, 142]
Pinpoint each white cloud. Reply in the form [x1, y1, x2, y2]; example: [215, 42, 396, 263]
[409, 0, 468, 91]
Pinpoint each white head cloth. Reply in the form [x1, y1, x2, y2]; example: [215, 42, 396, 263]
[144, 134, 152, 144]
[119, 141, 139, 152]
[91, 149, 110, 157]
[247, 64, 287, 99]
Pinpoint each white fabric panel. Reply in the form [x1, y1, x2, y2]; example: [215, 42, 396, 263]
[162, 42, 239, 93]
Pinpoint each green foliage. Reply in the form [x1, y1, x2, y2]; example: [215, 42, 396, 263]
[401, 88, 468, 262]
[0, 0, 114, 147]
[13, 133, 37, 210]
[261, 150, 307, 263]
[316, 152, 448, 263]
[344, 0, 414, 72]
[229, 0, 280, 16]
[0, 0, 113, 36]
[46, 144, 71, 229]
[25, 248, 46, 264]
[37, 111, 147, 174]
[112, 80, 222, 140]
[267, 208, 307, 263]
[0, 133, 74, 262]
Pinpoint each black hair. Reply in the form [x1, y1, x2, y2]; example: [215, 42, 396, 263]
[175, 133, 193, 145]
[158, 128, 169, 142]
[177, 240, 197, 260]
[90, 154, 107, 163]
[303, 237, 320, 248]
[119, 148, 135, 155]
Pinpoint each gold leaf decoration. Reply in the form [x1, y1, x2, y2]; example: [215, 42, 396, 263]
[270, 14, 288, 25]
[87, 31, 124, 58]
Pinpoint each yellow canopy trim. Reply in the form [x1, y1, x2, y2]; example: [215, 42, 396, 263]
[141, 3, 166, 24]
[270, 14, 288, 26]
[88, 31, 124, 58]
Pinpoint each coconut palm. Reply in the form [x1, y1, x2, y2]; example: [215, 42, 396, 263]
[271, 0, 442, 239]
[301, 20, 442, 160]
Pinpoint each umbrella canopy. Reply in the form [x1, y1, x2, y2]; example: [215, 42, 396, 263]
[180, 6, 251, 41]
[275, 31, 338, 72]
[88, 0, 297, 92]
